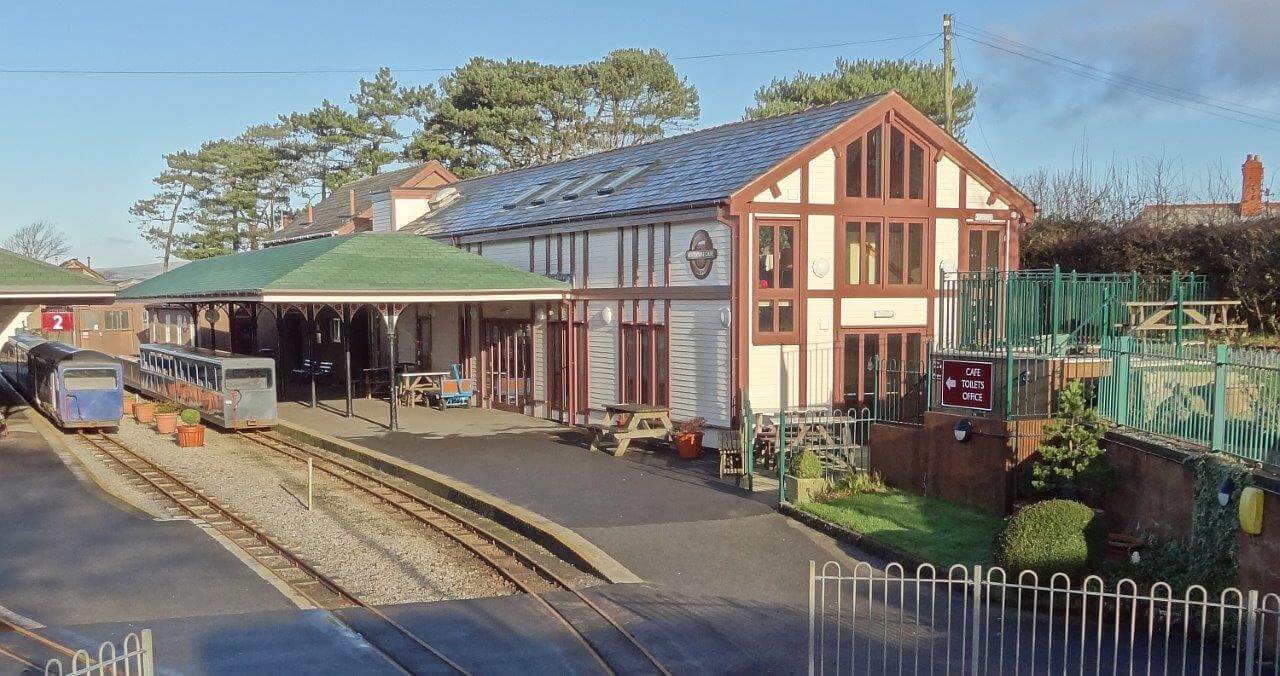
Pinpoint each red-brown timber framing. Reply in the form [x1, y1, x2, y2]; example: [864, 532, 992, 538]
[725, 91, 1034, 411]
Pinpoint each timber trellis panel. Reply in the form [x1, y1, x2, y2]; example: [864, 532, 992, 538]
[809, 561, 1280, 675]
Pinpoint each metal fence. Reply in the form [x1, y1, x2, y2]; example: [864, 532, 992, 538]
[1097, 337, 1280, 466]
[43, 629, 153, 676]
[810, 561, 1280, 675]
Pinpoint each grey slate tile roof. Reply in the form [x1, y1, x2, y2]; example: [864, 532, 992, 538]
[266, 164, 430, 244]
[404, 95, 885, 238]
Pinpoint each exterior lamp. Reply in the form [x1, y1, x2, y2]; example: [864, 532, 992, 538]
[601, 306, 614, 325]
[1219, 477, 1235, 507]
[719, 307, 731, 328]
[953, 418, 973, 443]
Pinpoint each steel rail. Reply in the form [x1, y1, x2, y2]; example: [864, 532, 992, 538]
[240, 431, 671, 676]
[77, 432, 467, 676]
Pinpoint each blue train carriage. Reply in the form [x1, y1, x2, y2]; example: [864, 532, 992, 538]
[2, 334, 123, 429]
[136, 344, 278, 429]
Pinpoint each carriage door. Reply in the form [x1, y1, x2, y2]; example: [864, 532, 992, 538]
[480, 319, 531, 412]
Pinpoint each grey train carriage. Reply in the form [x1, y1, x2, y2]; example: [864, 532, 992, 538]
[127, 344, 277, 429]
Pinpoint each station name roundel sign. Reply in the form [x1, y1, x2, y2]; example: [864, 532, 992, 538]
[685, 229, 718, 279]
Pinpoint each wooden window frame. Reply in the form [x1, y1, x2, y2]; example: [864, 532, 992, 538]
[961, 223, 1006, 273]
[843, 121, 931, 204]
[837, 327, 927, 409]
[753, 218, 800, 345]
[618, 321, 668, 407]
[838, 218, 930, 294]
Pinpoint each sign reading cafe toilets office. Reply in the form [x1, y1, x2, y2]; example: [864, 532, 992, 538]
[685, 229, 718, 279]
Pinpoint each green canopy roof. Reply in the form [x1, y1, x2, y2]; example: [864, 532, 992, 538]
[119, 233, 566, 302]
[0, 249, 116, 300]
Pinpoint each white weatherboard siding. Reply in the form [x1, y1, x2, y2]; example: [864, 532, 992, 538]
[749, 344, 802, 412]
[587, 305, 617, 410]
[482, 239, 529, 271]
[669, 300, 731, 428]
[840, 298, 929, 327]
[668, 221, 730, 287]
[937, 155, 961, 209]
[807, 214, 835, 291]
[637, 226, 651, 284]
[964, 174, 1008, 210]
[533, 235, 548, 276]
[587, 229, 616, 287]
[806, 298, 835, 406]
[753, 168, 802, 203]
[431, 305, 460, 368]
[808, 149, 836, 204]
[371, 196, 392, 232]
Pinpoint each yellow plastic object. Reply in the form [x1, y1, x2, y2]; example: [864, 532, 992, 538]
[1239, 486, 1264, 536]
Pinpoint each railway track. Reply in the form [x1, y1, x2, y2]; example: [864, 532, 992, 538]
[0, 614, 84, 673]
[237, 430, 671, 676]
[75, 431, 466, 675]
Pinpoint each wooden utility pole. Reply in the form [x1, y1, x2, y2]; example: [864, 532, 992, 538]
[943, 12, 954, 135]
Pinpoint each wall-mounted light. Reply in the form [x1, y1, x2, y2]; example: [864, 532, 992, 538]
[719, 307, 731, 328]
[535, 308, 547, 323]
[601, 306, 614, 325]
[811, 258, 831, 279]
[1219, 477, 1236, 507]
[954, 418, 973, 443]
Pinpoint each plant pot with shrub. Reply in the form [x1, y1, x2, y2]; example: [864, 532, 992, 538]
[123, 393, 136, 416]
[133, 400, 156, 424]
[674, 417, 706, 459]
[153, 402, 181, 435]
[175, 408, 205, 448]
[785, 449, 827, 504]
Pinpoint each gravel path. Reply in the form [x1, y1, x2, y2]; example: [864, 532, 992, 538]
[67, 416, 514, 605]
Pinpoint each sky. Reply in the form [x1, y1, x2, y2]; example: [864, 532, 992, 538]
[1, 0, 1277, 268]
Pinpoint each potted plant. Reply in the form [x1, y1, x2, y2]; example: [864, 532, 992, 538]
[122, 392, 137, 416]
[175, 408, 205, 448]
[133, 399, 156, 424]
[674, 417, 706, 459]
[154, 402, 181, 435]
[785, 449, 827, 503]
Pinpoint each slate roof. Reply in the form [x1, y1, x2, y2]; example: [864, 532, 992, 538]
[119, 233, 566, 300]
[0, 248, 117, 295]
[96, 260, 189, 288]
[1134, 202, 1280, 226]
[402, 95, 886, 238]
[265, 164, 432, 244]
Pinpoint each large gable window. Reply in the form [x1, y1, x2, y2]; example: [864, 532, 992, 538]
[844, 123, 927, 201]
[755, 219, 799, 342]
[843, 219, 926, 289]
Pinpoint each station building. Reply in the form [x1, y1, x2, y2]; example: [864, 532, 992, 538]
[124, 92, 1033, 443]
[0, 250, 116, 343]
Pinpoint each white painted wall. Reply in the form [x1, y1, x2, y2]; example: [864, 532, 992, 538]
[936, 217, 960, 273]
[482, 238, 529, 271]
[532, 235, 548, 276]
[808, 149, 836, 204]
[393, 197, 430, 230]
[586, 303, 617, 410]
[806, 297, 835, 406]
[753, 168, 803, 203]
[965, 174, 1007, 210]
[807, 214, 835, 291]
[587, 229, 617, 288]
[840, 298, 929, 327]
[668, 299, 731, 427]
[937, 155, 961, 209]
[0, 306, 33, 344]
[668, 220, 731, 287]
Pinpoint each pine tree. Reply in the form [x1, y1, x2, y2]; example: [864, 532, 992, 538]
[1031, 380, 1114, 502]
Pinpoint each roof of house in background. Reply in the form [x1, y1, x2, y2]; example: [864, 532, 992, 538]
[59, 258, 107, 283]
[0, 249, 117, 299]
[96, 260, 189, 288]
[1134, 202, 1280, 226]
[403, 94, 888, 238]
[265, 162, 458, 245]
[119, 233, 566, 302]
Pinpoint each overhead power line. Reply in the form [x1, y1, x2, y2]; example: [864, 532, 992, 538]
[0, 33, 937, 77]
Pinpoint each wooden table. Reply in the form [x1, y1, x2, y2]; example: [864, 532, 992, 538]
[399, 371, 450, 407]
[589, 403, 673, 457]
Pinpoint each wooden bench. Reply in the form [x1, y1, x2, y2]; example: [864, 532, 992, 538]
[588, 404, 673, 457]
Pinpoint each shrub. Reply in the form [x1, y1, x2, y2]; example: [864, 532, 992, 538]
[677, 417, 706, 435]
[1030, 380, 1113, 503]
[791, 449, 824, 479]
[995, 499, 1106, 578]
[179, 409, 201, 426]
[155, 401, 182, 414]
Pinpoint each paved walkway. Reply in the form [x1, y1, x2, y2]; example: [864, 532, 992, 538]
[281, 398, 880, 672]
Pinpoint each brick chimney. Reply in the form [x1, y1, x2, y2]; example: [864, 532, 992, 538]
[348, 189, 357, 218]
[1241, 154, 1264, 217]
[306, 203, 315, 223]
[280, 212, 293, 229]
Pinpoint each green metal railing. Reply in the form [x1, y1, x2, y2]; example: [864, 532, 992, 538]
[1097, 337, 1280, 466]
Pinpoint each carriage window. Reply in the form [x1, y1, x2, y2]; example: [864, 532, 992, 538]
[63, 368, 118, 390]
[226, 368, 272, 390]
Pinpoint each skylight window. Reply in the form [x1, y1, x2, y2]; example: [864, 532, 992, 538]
[527, 178, 577, 206]
[502, 183, 545, 210]
[596, 165, 649, 195]
[561, 171, 612, 200]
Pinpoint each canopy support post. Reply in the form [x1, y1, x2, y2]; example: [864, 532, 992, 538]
[385, 304, 401, 431]
[272, 306, 285, 402]
[307, 305, 317, 409]
[343, 304, 353, 419]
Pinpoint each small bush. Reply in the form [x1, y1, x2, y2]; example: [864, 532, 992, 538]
[791, 450, 824, 479]
[995, 499, 1106, 578]
[179, 409, 201, 426]
[827, 471, 888, 498]
[155, 401, 182, 414]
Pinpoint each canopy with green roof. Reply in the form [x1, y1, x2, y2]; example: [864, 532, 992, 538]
[119, 233, 567, 303]
[0, 249, 116, 302]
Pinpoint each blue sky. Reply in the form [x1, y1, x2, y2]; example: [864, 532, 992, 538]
[1, 0, 1277, 267]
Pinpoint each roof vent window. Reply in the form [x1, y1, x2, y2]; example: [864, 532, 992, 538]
[527, 178, 576, 206]
[596, 165, 648, 195]
[562, 171, 612, 200]
[502, 184, 546, 210]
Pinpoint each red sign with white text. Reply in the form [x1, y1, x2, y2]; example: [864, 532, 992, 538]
[940, 359, 994, 411]
[41, 310, 73, 333]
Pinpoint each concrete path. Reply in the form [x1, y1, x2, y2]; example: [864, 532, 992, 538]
[281, 399, 880, 672]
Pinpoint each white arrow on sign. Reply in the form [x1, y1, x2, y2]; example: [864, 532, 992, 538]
[945, 377, 957, 389]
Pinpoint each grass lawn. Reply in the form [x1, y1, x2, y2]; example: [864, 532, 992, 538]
[800, 489, 1002, 567]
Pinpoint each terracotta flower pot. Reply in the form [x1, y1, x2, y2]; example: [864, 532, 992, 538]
[675, 432, 704, 459]
[176, 424, 205, 448]
[133, 402, 156, 424]
[154, 412, 178, 435]
[123, 398, 135, 416]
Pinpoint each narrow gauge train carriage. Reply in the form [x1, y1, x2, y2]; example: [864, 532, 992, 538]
[133, 344, 277, 429]
[1, 333, 123, 429]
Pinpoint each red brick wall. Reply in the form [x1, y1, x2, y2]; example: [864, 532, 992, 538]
[869, 412, 1014, 516]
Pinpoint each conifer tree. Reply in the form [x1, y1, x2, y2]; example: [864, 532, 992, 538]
[1031, 380, 1114, 502]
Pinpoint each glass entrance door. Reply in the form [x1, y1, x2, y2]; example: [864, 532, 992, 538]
[481, 319, 531, 412]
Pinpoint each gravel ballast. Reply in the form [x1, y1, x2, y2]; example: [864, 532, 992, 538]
[68, 417, 514, 605]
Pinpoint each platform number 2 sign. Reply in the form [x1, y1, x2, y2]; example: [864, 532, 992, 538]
[41, 310, 73, 333]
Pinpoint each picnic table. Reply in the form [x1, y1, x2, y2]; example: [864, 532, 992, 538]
[399, 371, 450, 407]
[588, 403, 673, 457]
